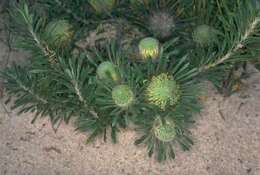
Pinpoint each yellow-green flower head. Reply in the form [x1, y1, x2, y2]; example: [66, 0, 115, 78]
[138, 37, 160, 60]
[154, 118, 176, 142]
[89, 0, 116, 14]
[112, 85, 134, 108]
[97, 61, 121, 82]
[192, 24, 216, 46]
[146, 73, 181, 110]
[45, 20, 74, 48]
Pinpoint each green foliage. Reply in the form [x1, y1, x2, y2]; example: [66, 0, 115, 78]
[192, 24, 217, 46]
[1, 0, 260, 162]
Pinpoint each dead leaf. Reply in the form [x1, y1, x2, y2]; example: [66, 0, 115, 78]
[199, 96, 209, 102]
[232, 82, 242, 92]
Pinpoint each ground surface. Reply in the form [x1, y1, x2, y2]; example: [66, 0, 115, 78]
[0, 8, 260, 175]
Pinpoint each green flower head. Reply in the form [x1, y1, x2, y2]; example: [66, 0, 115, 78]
[154, 118, 176, 142]
[146, 73, 181, 110]
[97, 61, 121, 83]
[192, 24, 216, 46]
[138, 37, 160, 60]
[45, 20, 74, 47]
[112, 85, 134, 108]
[89, 0, 116, 14]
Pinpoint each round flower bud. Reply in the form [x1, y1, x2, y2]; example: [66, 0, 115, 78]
[154, 118, 176, 142]
[192, 24, 216, 46]
[148, 11, 175, 40]
[44, 20, 74, 48]
[146, 73, 181, 110]
[138, 37, 160, 60]
[89, 0, 116, 14]
[112, 85, 134, 107]
[96, 61, 121, 82]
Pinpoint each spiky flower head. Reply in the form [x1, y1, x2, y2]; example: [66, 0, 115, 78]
[146, 73, 181, 110]
[112, 85, 134, 108]
[138, 37, 160, 60]
[89, 0, 116, 14]
[148, 11, 175, 40]
[96, 61, 121, 83]
[153, 118, 176, 142]
[44, 20, 74, 48]
[192, 24, 216, 46]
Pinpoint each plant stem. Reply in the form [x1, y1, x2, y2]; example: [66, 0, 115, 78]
[72, 80, 99, 118]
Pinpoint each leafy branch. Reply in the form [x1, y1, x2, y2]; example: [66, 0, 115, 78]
[11, 3, 57, 63]
[55, 55, 99, 118]
[199, 1, 260, 72]
[1, 65, 48, 111]
[200, 16, 260, 72]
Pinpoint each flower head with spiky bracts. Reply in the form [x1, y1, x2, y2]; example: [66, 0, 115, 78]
[146, 73, 181, 110]
[112, 85, 135, 108]
[97, 61, 121, 83]
[138, 37, 160, 60]
[153, 117, 176, 142]
[44, 20, 74, 48]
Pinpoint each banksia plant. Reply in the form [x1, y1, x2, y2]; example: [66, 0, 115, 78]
[132, 42, 201, 161]
[138, 37, 160, 60]
[44, 20, 74, 48]
[2, 0, 260, 163]
[135, 114, 195, 162]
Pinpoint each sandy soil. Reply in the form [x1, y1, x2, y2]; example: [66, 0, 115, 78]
[0, 9, 260, 175]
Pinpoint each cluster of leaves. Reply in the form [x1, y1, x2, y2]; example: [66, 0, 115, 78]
[1, 0, 260, 162]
